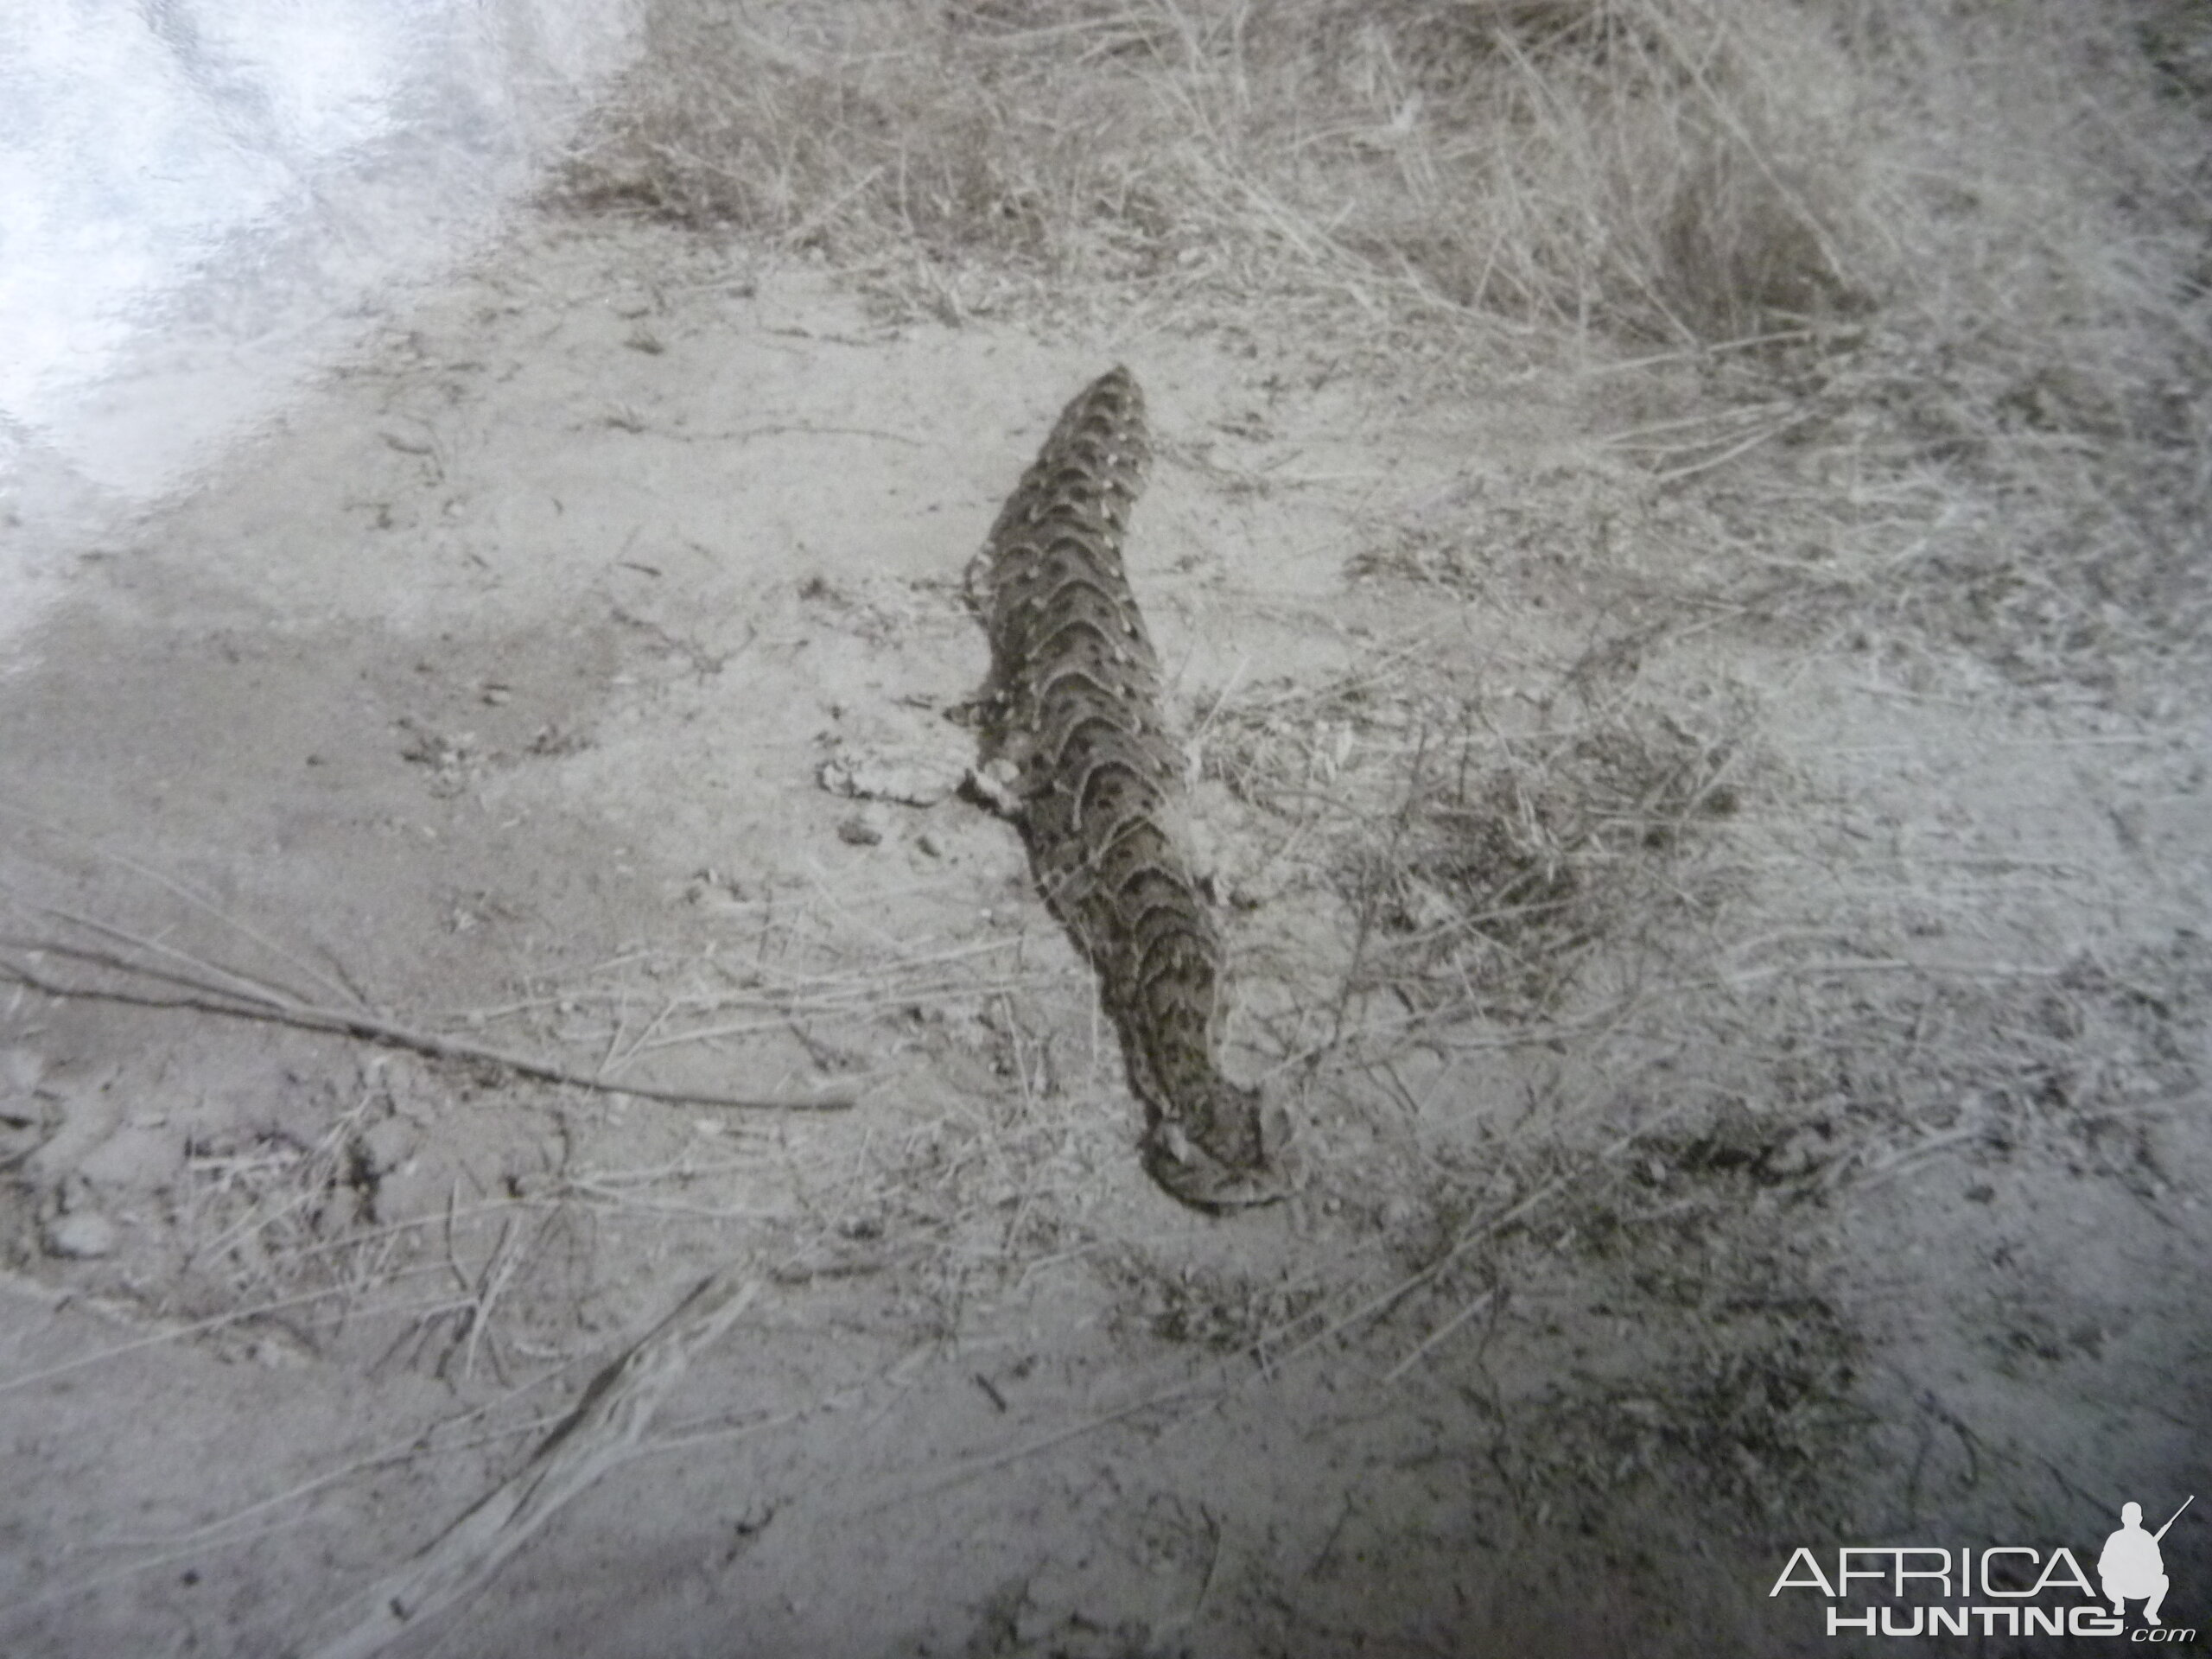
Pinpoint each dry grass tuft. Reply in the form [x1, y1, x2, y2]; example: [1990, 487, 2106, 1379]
[556, 0, 1872, 343]
[556, 3, 1180, 289]
[1206, 656, 1751, 1038]
[1344, 701, 1743, 1017]
[174, 1082, 387, 1299]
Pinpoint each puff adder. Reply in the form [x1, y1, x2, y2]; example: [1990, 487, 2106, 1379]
[963, 366, 1301, 1210]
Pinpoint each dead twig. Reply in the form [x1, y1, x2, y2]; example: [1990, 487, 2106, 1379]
[0, 942, 862, 1113]
[298, 1269, 760, 1659]
[0, 1267, 457, 1396]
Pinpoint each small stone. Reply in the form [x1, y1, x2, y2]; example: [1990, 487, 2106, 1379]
[46, 1211, 118, 1259]
[817, 743, 966, 808]
[837, 810, 885, 847]
[916, 830, 944, 858]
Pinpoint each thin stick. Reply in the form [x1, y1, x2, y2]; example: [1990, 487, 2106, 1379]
[874, 1382, 1211, 1510]
[298, 1271, 760, 1659]
[0, 954, 861, 1113]
[1382, 1288, 1497, 1385]
[35, 905, 317, 1020]
[0, 804, 367, 1010]
[1323, 721, 1430, 1058]
[1649, 411, 1818, 486]
[87, 1361, 587, 1556]
[0, 1267, 454, 1395]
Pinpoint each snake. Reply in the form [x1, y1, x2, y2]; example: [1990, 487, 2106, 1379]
[962, 366, 1301, 1211]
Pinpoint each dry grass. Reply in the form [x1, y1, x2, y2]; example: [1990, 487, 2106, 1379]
[558, 0, 1872, 342]
[8, 15, 2203, 1643]
[558, 0, 2210, 685]
[18, 0, 2192, 1586]
[21, 0, 2202, 1336]
[1205, 657, 1751, 1039]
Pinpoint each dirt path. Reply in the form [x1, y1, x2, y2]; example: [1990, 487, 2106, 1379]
[2, 210, 2206, 1657]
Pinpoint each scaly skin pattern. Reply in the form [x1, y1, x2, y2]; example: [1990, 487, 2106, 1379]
[964, 367, 1301, 1210]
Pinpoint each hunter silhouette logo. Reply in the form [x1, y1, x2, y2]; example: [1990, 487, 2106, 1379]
[2101, 1497, 2190, 1627]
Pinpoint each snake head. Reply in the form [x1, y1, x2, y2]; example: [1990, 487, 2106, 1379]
[1142, 1088, 1304, 1211]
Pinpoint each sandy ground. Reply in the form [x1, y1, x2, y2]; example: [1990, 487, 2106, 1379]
[2, 213, 2208, 1658]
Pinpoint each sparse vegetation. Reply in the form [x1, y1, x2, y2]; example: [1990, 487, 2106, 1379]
[3, 2, 2204, 1652]
[1206, 665, 1750, 1029]
[560, 0, 2210, 683]
[567, 0, 2210, 1601]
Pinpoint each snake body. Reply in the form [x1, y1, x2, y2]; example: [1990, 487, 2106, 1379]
[964, 367, 1300, 1210]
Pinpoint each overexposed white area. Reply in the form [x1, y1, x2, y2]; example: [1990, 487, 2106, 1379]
[0, 0, 637, 633]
